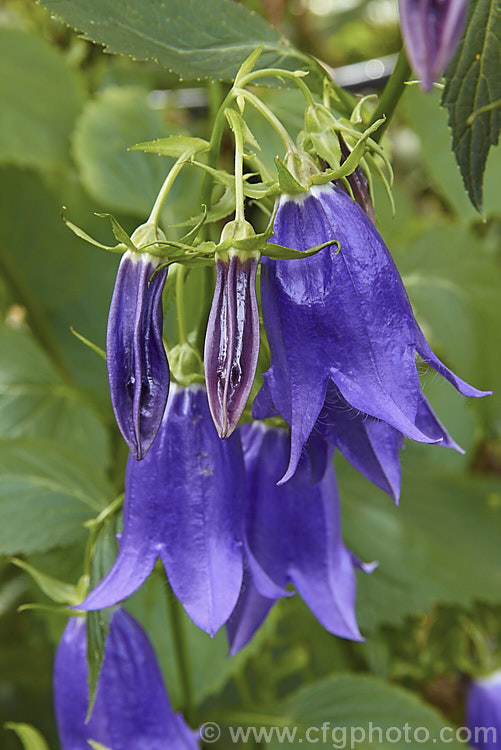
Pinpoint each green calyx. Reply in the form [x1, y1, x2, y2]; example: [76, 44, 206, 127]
[169, 341, 204, 386]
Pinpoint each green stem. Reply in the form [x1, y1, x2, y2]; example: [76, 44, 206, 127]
[176, 265, 188, 344]
[370, 48, 411, 143]
[199, 89, 235, 214]
[239, 68, 315, 106]
[165, 583, 195, 725]
[233, 88, 296, 150]
[148, 153, 190, 229]
[233, 117, 245, 224]
[0, 245, 73, 381]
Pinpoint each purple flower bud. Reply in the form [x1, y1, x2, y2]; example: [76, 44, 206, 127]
[205, 249, 260, 439]
[76, 384, 244, 636]
[398, 0, 469, 91]
[466, 671, 501, 750]
[107, 250, 169, 461]
[54, 609, 198, 750]
[227, 423, 371, 653]
[339, 136, 376, 224]
[254, 184, 490, 486]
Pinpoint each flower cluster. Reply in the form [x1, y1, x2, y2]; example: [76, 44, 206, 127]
[56, 33, 488, 743]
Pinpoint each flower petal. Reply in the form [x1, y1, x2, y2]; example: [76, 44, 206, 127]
[79, 386, 244, 636]
[107, 251, 169, 460]
[205, 255, 259, 438]
[54, 610, 199, 750]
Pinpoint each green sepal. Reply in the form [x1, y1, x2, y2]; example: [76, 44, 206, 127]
[171, 188, 236, 228]
[225, 108, 261, 151]
[129, 134, 210, 157]
[261, 238, 340, 260]
[275, 156, 306, 195]
[308, 117, 386, 183]
[17, 603, 76, 616]
[180, 204, 207, 244]
[10, 557, 80, 605]
[169, 341, 205, 386]
[234, 43, 264, 87]
[70, 327, 107, 362]
[94, 213, 136, 252]
[62, 210, 126, 254]
[88, 743, 113, 750]
[4, 722, 50, 750]
[190, 159, 278, 199]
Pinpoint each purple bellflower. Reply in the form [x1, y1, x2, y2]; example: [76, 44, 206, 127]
[227, 422, 374, 654]
[254, 184, 489, 487]
[466, 671, 501, 750]
[107, 249, 169, 461]
[54, 609, 198, 750]
[398, 0, 469, 91]
[205, 221, 260, 439]
[76, 384, 244, 636]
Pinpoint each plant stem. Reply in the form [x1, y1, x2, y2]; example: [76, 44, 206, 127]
[165, 582, 195, 725]
[233, 118, 245, 224]
[176, 265, 188, 344]
[370, 48, 411, 143]
[148, 154, 189, 229]
[233, 88, 296, 150]
[0, 245, 73, 381]
[239, 68, 315, 106]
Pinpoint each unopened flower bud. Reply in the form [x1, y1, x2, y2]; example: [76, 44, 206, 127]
[204, 220, 260, 439]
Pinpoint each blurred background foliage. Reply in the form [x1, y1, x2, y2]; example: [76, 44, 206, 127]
[0, 0, 499, 748]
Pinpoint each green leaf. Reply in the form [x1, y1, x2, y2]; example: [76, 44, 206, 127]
[259, 674, 463, 749]
[0, 167, 119, 396]
[4, 723, 50, 750]
[72, 86, 199, 224]
[0, 28, 82, 171]
[37, 0, 304, 82]
[340, 454, 501, 633]
[131, 135, 210, 157]
[10, 558, 78, 605]
[443, 0, 501, 212]
[0, 324, 110, 469]
[86, 519, 119, 716]
[0, 438, 113, 555]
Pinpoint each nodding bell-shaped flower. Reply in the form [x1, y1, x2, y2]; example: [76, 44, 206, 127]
[76, 384, 245, 636]
[254, 183, 490, 486]
[466, 671, 501, 750]
[398, 0, 469, 91]
[107, 223, 170, 461]
[204, 220, 260, 439]
[226, 422, 374, 654]
[54, 609, 199, 750]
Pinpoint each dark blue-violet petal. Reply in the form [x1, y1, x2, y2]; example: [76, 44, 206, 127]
[398, 0, 469, 91]
[241, 422, 364, 641]
[77, 385, 244, 636]
[466, 671, 501, 750]
[107, 250, 169, 461]
[258, 184, 488, 482]
[54, 610, 199, 750]
[205, 254, 259, 438]
[226, 564, 277, 656]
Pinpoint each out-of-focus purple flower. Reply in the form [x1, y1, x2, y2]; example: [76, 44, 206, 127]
[466, 671, 501, 750]
[205, 252, 259, 438]
[107, 250, 169, 461]
[76, 384, 244, 636]
[398, 0, 469, 91]
[254, 184, 489, 487]
[227, 422, 372, 654]
[54, 609, 198, 750]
